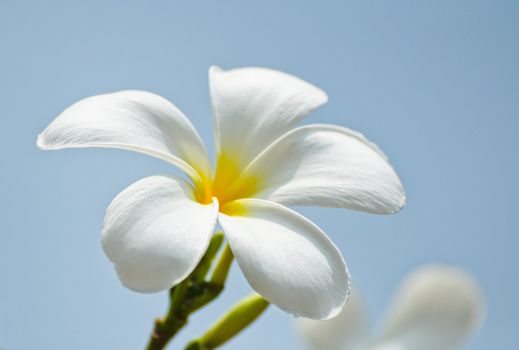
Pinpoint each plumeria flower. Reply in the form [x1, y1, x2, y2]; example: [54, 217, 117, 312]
[297, 265, 485, 349]
[37, 66, 405, 320]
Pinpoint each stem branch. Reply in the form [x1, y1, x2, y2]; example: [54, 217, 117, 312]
[144, 236, 234, 350]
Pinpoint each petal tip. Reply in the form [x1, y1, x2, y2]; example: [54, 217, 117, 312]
[391, 192, 407, 214]
[321, 278, 352, 321]
[316, 87, 329, 105]
[398, 194, 407, 210]
[36, 132, 48, 149]
[209, 65, 223, 76]
[36, 135, 44, 149]
[382, 184, 407, 215]
[36, 131, 61, 150]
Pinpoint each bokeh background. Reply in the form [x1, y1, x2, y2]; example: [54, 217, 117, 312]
[1, 1, 518, 349]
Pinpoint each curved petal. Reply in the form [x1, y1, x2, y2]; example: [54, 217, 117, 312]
[102, 175, 218, 293]
[209, 66, 327, 192]
[37, 90, 212, 184]
[296, 289, 369, 350]
[218, 198, 349, 320]
[374, 265, 485, 350]
[233, 124, 405, 214]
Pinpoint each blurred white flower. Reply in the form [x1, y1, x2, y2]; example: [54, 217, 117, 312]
[297, 265, 485, 349]
[38, 66, 405, 319]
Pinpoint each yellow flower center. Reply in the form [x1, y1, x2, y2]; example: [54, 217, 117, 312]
[194, 153, 261, 215]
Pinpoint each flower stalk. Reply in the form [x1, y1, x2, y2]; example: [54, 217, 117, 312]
[145, 233, 234, 350]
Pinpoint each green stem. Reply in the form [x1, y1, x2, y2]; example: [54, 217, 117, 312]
[192, 233, 224, 282]
[185, 244, 234, 314]
[210, 244, 234, 285]
[146, 233, 233, 350]
[168, 279, 189, 317]
[145, 278, 190, 350]
[144, 234, 232, 350]
[184, 294, 270, 350]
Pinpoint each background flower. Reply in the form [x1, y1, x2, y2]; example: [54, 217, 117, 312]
[297, 265, 485, 350]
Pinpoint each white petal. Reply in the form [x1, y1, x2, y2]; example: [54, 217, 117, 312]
[209, 66, 327, 187]
[102, 175, 218, 293]
[37, 90, 212, 183]
[296, 289, 369, 350]
[237, 124, 405, 214]
[374, 265, 485, 350]
[218, 198, 349, 319]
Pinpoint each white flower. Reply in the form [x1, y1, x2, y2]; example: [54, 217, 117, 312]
[297, 265, 485, 349]
[37, 66, 405, 320]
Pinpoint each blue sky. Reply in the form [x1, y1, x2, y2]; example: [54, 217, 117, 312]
[1, 1, 518, 349]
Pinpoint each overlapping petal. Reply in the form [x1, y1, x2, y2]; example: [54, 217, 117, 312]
[374, 265, 484, 350]
[209, 66, 327, 191]
[218, 198, 349, 319]
[233, 124, 405, 214]
[102, 175, 218, 293]
[37, 90, 212, 183]
[297, 289, 368, 350]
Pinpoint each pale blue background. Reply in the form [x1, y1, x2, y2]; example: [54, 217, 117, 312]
[1, 1, 517, 349]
